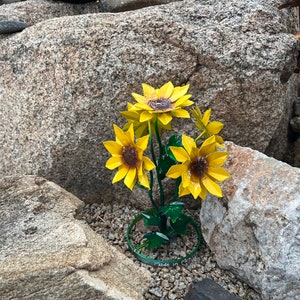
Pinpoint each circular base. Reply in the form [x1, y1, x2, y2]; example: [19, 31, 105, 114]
[126, 211, 202, 267]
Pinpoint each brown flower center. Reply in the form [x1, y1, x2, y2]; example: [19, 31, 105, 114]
[148, 98, 173, 111]
[189, 157, 208, 178]
[122, 146, 139, 168]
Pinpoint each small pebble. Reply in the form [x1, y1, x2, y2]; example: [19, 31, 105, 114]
[161, 279, 170, 290]
[178, 282, 186, 290]
[149, 287, 163, 298]
[168, 291, 177, 300]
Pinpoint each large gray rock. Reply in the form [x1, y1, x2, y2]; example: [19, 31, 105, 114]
[0, 175, 150, 299]
[200, 142, 300, 300]
[0, 0, 103, 25]
[101, 0, 181, 12]
[0, 0, 298, 204]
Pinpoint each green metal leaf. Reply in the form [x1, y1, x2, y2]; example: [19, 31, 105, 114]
[168, 134, 183, 147]
[142, 212, 161, 227]
[158, 150, 176, 180]
[170, 214, 193, 236]
[157, 135, 184, 180]
[161, 202, 185, 223]
[169, 201, 185, 206]
[143, 231, 169, 250]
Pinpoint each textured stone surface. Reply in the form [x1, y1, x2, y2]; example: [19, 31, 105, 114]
[0, 0, 298, 205]
[0, 175, 150, 299]
[200, 142, 300, 300]
[0, 0, 103, 25]
[290, 116, 300, 133]
[0, 20, 28, 33]
[184, 278, 240, 300]
[293, 137, 300, 167]
[294, 97, 300, 116]
[55, 0, 98, 3]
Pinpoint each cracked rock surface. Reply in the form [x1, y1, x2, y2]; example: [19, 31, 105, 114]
[0, 175, 150, 299]
[200, 142, 300, 300]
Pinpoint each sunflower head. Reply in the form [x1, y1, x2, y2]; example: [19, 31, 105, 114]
[103, 124, 155, 190]
[128, 81, 194, 126]
[121, 103, 172, 138]
[166, 135, 230, 200]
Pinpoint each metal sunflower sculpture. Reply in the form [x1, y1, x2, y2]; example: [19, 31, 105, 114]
[103, 81, 230, 266]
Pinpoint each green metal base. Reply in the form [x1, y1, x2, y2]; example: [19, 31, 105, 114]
[126, 211, 202, 267]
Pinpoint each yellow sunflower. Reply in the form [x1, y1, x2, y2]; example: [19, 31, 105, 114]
[191, 105, 224, 146]
[129, 81, 194, 126]
[103, 124, 155, 190]
[166, 135, 230, 200]
[121, 103, 172, 138]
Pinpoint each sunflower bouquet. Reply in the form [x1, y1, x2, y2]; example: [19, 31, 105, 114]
[103, 81, 230, 266]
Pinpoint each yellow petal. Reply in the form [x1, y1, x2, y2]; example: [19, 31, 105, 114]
[124, 168, 137, 190]
[207, 121, 224, 134]
[158, 120, 172, 130]
[132, 92, 147, 104]
[135, 123, 149, 138]
[188, 181, 201, 199]
[136, 135, 149, 151]
[202, 176, 223, 197]
[166, 164, 186, 178]
[190, 147, 200, 161]
[173, 94, 192, 106]
[126, 124, 134, 144]
[199, 136, 217, 156]
[105, 156, 122, 170]
[206, 152, 228, 166]
[137, 166, 150, 189]
[122, 122, 130, 132]
[142, 156, 155, 171]
[172, 108, 190, 118]
[170, 84, 190, 101]
[181, 134, 196, 156]
[158, 81, 174, 99]
[157, 112, 172, 125]
[130, 102, 151, 111]
[113, 124, 130, 146]
[121, 110, 140, 122]
[191, 105, 202, 119]
[103, 141, 122, 155]
[169, 146, 189, 162]
[199, 182, 207, 200]
[178, 183, 191, 197]
[180, 99, 194, 107]
[112, 165, 128, 183]
[216, 135, 225, 146]
[142, 83, 157, 99]
[140, 111, 154, 122]
[202, 109, 211, 126]
[181, 170, 191, 188]
[207, 167, 230, 181]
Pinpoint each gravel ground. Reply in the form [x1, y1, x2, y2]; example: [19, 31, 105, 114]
[78, 202, 262, 300]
